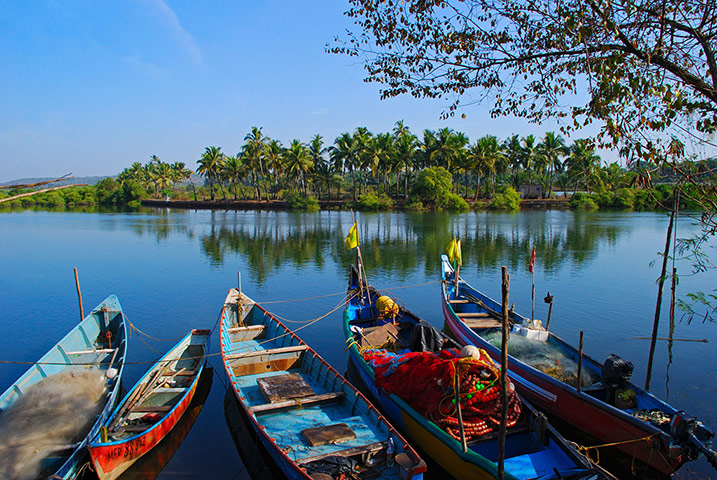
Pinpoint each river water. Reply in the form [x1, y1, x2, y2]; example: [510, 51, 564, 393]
[1, 208, 715, 479]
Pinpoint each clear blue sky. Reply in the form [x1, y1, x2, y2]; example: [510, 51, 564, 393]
[1, 0, 601, 181]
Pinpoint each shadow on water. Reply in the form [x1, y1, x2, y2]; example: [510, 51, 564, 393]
[223, 389, 284, 480]
[79, 367, 213, 480]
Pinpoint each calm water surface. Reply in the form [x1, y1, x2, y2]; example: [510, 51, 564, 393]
[1, 209, 715, 479]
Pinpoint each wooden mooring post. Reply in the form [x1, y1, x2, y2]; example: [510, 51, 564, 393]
[498, 266, 510, 480]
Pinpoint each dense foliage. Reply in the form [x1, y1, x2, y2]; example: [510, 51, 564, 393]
[3, 123, 710, 212]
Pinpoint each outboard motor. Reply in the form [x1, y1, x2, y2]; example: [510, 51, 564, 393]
[601, 354, 634, 390]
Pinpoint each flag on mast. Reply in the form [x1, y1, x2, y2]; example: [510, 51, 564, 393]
[447, 236, 462, 266]
[529, 245, 536, 273]
[344, 222, 359, 250]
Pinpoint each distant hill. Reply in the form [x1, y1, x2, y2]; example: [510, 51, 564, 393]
[0, 176, 110, 187]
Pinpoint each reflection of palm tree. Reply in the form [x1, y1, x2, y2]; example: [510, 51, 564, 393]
[196, 146, 223, 201]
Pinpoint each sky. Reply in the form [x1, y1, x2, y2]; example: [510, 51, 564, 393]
[1, 0, 608, 181]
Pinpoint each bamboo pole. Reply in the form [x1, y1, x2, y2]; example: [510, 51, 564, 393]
[455, 369, 468, 452]
[645, 207, 675, 391]
[74, 268, 84, 321]
[0, 183, 85, 203]
[498, 266, 510, 480]
[577, 331, 584, 393]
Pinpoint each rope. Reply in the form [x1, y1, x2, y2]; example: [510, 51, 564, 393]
[572, 433, 660, 465]
[0, 292, 358, 367]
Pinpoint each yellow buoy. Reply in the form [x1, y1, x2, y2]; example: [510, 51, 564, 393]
[376, 295, 399, 318]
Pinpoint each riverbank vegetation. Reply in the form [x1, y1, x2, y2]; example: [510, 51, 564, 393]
[1, 125, 711, 213]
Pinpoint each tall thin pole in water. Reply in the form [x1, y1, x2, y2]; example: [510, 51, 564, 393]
[74, 267, 84, 321]
[498, 266, 510, 480]
[645, 206, 675, 391]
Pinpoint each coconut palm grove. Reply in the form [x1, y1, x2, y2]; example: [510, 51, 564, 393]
[1, 123, 709, 212]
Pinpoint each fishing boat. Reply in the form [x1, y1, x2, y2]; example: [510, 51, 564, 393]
[0, 295, 127, 480]
[345, 264, 610, 480]
[88, 329, 209, 480]
[440, 254, 717, 476]
[220, 286, 427, 480]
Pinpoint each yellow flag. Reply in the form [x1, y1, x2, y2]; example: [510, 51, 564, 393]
[447, 236, 462, 266]
[344, 222, 359, 250]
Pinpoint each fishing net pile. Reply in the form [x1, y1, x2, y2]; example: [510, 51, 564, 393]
[363, 347, 521, 442]
[484, 331, 598, 388]
[0, 369, 107, 480]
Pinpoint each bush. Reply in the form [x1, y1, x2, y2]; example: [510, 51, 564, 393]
[284, 191, 319, 211]
[96, 178, 119, 205]
[404, 198, 425, 211]
[570, 192, 599, 210]
[411, 167, 454, 208]
[614, 188, 635, 209]
[489, 186, 521, 211]
[120, 180, 147, 204]
[443, 193, 470, 212]
[357, 193, 395, 211]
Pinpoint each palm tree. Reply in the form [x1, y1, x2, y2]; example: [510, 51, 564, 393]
[538, 132, 568, 197]
[264, 139, 284, 199]
[221, 155, 244, 200]
[329, 132, 356, 200]
[468, 136, 502, 199]
[308, 135, 327, 198]
[393, 129, 418, 198]
[566, 139, 602, 194]
[505, 135, 524, 189]
[283, 140, 313, 196]
[520, 134, 541, 197]
[196, 146, 223, 201]
[353, 127, 373, 198]
[243, 127, 269, 201]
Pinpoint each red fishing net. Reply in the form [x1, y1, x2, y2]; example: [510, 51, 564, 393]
[363, 348, 522, 441]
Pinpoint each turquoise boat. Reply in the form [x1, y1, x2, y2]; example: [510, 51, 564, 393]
[0, 295, 127, 479]
[220, 286, 427, 480]
[344, 264, 614, 480]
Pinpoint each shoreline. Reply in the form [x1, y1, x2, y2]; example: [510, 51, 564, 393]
[141, 197, 572, 211]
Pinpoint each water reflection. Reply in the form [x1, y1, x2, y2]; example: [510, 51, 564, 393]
[186, 211, 624, 279]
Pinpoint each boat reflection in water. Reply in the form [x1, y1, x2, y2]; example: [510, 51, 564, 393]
[83, 368, 213, 480]
[223, 389, 284, 480]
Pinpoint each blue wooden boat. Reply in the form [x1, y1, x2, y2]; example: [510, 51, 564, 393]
[345, 264, 613, 480]
[0, 295, 127, 479]
[440, 254, 716, 476]
[88, 329, 209, 480]
[220, 287, 427, 480]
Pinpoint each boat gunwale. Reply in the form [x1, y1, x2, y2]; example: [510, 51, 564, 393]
[439, 255, 680, 440]
[89, 330, 209, 448]
[0, 294, 128, 479]
[219, 288, 426, 479]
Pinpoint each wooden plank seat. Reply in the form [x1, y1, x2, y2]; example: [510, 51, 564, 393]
[298, 441, 386, 465]
[456, 312, 491, 318]
[120, 424, 154, 433]
[448, 299, 471, 304]
[65, 348, 116, 355]
[225, 345, 308, 360]
[463, 318, 503, 329]
[227, 325, 265, 334]
[155, 387, 187, 393]
[249, 392, 345, 414]
[161, 369, 196, 376]
[131, 405, 172, 413]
